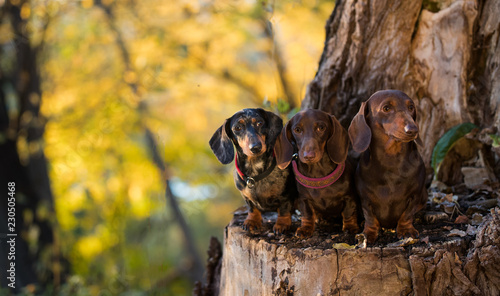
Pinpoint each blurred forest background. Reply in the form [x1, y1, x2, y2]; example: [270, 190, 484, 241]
[0, 0, 333, 295]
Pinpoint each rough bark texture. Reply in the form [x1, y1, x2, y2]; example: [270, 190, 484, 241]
[302, 0, 500, 167]
[218, 209, 500, 296]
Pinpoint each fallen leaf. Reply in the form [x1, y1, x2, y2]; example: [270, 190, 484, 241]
[454, 215, 469, 224]
[424, 211, 449, 224]
[387, 237, 419, 248]
[332, 243, 355, 249]
[466, 225, 477, 236]
[448, 229, 466, 237]
[471, 213, 483, 225]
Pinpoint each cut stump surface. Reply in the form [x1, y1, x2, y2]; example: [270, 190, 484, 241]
[219, 207, 500, 296]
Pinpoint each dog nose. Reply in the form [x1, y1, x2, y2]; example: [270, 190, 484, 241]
[303, 151, 316, 161]
[249, 143, 262, 154]
[404, 124, 418, 137]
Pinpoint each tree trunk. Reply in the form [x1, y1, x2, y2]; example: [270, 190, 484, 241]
[218, 209, 500, 296]
[211, 1, 500, 295]
[0, 1, 62, 292]
[302, 0, 499, 170]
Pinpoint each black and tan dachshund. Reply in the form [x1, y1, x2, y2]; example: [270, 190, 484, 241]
[274, 109, 359, 238]
[210, 108, 296, 234]
[348, 90, 427, 244]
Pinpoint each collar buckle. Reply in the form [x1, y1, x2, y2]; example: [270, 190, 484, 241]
[246, 177, 256, 188]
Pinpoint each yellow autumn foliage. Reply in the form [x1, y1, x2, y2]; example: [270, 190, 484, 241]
[10, 0, 337, 294]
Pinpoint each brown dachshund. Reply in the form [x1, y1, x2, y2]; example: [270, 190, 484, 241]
[348, 90, 427, 244]
[210, 108, 297, 234]
[275, 109, 359, 237]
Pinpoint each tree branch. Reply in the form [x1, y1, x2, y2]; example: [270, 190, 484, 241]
[95, 1, 205, 283]
[261, 13, 297, 110]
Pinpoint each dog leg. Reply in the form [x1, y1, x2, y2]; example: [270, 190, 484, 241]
[362, 209, 380, 244]
[342, 197, 360, 234]
[243, 208, 262, 232]
[296, 216, 315, 238]
[396, 190, 425, 239]
[273, 208, 292, 235]
[296, 199, 315, 238]
[396, 210, 419, 239]
[342, 213, 359, 234]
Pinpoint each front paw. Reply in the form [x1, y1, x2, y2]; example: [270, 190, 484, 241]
[295, 225, 314, 238]
[397, 225, 419, 239]
[273, 215, 292, 234]
[363, 228, 379, 245]
[242, 218, 262, 232]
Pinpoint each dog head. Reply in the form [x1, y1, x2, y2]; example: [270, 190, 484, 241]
[209, 108, 283, 164]
[274, 109, 349, 169]
[348, 90, 422, 153]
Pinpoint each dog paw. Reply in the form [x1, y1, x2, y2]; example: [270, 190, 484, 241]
[397, 225, 419, 239]
[363, 229, 378, 245]
[273, 219, 291, 235]
[242, 218, 262, 232]
[295, 226, 314, 238]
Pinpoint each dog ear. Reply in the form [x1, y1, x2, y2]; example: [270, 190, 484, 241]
[274, 120, 294, 169]
[327, 115, 349, 164]
[209, 119, 234, 164]
[348, 101, 371, 153]
[259, 109, 283, 146]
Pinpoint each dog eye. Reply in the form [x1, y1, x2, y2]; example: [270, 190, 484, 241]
[294, 127, 302, 134]
[234, 125, 243, 132]
[408, 105, 415, 112]
[256, 121, 263, 127]
[382, 105, 391, 112]
[317, 125, 326, 132]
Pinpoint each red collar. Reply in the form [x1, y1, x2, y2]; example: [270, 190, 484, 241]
[292, 159, 345, 189]
[235, 153, 277, 188]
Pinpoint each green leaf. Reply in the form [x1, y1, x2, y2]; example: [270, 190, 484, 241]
[277, 99, 290, 114]
[490, 134, 500, 148]
[431, 122, 478, 175]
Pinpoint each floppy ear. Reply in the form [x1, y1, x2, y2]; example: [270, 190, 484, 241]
[274, 120, 294, 169]
[259, 109, 283, 146]
[327, 115, 349, 164]
[209, 119, 234, 164]
[348, 101, 372, 153]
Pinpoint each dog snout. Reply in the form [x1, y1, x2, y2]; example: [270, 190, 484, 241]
[404, 123, 418, 137]
[302, 150, 317, 162]
[249, 141, 262, 154]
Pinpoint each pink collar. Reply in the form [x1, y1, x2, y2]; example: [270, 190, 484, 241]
[292, 160, 345, 189]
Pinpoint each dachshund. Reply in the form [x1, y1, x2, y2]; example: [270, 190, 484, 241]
[274, 109, 359, 238]
[348, 89, 427, 244]
[209, 108, 297, 234]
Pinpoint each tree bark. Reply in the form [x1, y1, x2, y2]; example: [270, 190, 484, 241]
[302, 0, 499, 169]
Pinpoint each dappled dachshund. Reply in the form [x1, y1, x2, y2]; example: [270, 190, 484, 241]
[210, 108, 296, 234]
[348, 90, 426, 244]
[274, 109, 359, 237]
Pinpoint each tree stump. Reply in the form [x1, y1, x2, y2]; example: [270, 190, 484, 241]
[218, 207, 500, 296]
